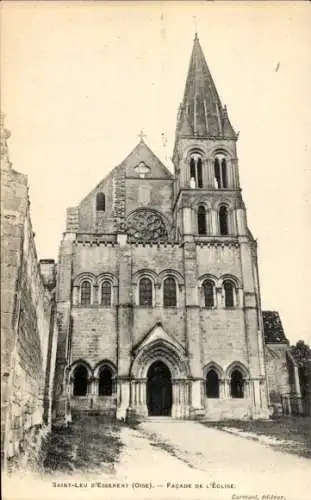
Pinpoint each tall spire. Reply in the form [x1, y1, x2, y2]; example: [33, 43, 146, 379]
[176, 35, 236, 139]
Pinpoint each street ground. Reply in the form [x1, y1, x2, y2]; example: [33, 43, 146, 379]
[3, 416, 311, 500]
[201, 416, 311, 459]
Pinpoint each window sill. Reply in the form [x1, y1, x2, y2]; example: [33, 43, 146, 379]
[72, 304, 113, 308]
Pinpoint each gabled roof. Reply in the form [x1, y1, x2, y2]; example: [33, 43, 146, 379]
[176, 34, 236, 139]
[78, 139, 173, 206]
[263, 311, 289, 344]
[120, 139, 173, 179]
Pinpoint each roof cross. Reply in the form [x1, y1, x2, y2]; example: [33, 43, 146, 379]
[193, 16, 199, 39]
[138, 130, 147, 142]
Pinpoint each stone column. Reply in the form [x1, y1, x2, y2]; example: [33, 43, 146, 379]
[116, 377, 131, 420]
[191, 379, 202, 411]
[93, 284, 98, 305]
[183, 207, 193, 236]
[141, 379, 147, 415]
[180, 380, 185, 418]
[232, 159, 240, 189]
[207, 159, 215, 189]
[219, 378, 226, 399]
[211, 210, 218, 235]
[224, 377, 230, 398]
[72, 286, 79, 305]
[91, 377, 98, 396]
[182, 235, 204, 416]
[216, 287, 223, 308]
[155, 283, 161, 308]
[236, 208, 247, 236]
[172, 381, 182, 418]
[116, 237, 133, 420]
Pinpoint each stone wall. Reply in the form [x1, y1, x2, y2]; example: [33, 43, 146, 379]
[1, 117, 57, 469]
[264, 344, 292, 402]
[302, 360, 311, 416]
[60, 232, 268, 420]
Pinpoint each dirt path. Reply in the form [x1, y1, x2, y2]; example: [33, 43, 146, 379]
[3, 419, 311, 500]
[133, 420, 311, 500]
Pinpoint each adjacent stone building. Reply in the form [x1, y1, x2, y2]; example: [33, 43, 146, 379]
[1, 115, 57, 468]
[53, 35, 275, 423]
[263, 311, 302, 415]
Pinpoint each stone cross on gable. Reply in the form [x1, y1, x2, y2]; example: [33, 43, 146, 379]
[138, 130, 147, 142]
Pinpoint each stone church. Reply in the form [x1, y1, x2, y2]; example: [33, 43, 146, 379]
[2, 34, 306, 469]
[53, 34, 279, 424]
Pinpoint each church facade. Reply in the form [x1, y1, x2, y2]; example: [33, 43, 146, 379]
[53, 35, 270, 423]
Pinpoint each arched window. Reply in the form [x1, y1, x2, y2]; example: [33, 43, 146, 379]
[224, 280, 235, 307]
[80, 281, 91, 305]
[190, 157, 196, 180]
[98, 367, 113, 396]
[230, 369, 244, 398]
[214, 156, 228, 188]
[96, 192, 106, 211]
[139, 277, 153, 306]
[219, 205, 229, 235]
[203, 280, 214, 307]
[189, 154, 203, 188]
[221, 159, 228, 188]
[206, 369, 220, 398]
[163, 277, 177, 307]
[197, 205, 207, 235]
[101, 281, 112, 306]
[73, 365, 88, 396]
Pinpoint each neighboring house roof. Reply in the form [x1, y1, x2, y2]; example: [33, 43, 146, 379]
[262, 311, 289, 344]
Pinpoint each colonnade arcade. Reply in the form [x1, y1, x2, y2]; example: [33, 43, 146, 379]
[68, 346, 258, 418]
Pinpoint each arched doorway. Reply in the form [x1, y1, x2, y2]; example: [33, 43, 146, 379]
[147, 361, 172, 416]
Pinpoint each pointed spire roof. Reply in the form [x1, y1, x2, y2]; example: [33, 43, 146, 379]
[176, 34, 236, 139]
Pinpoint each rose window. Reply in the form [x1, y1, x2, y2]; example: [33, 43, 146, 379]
[127, 210, 168, 242]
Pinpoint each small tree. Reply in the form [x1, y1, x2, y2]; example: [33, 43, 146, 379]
[291, 340, 311, 366]
[291, 340, 311, 399]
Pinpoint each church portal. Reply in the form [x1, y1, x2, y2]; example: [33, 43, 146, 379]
[147, 361, 172, 416]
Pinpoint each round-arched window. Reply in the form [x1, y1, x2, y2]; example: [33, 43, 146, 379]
[80, 281, 91, 305]
[98, 367, 113, 396]
[219, 205, 229, 235]
[73, 365, 88, 396]
[163, 277, 177, 307]
[139, 277, 153, 306]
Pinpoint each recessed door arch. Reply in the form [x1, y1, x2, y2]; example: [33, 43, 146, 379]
[147, 361, 172, 416]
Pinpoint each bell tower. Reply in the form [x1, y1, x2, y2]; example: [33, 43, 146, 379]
[172, 34, 268, 417]
[173, 33, 248, 239]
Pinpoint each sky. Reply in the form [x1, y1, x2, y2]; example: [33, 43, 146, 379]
[1, 1, 311, 345]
